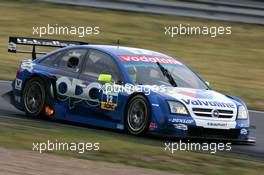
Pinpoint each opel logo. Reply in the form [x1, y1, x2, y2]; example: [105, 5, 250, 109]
[212, 109, 220, 118]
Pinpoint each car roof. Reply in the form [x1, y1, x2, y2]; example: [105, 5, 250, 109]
[84, 45, 174, 58]
[41, 45, 183, 65]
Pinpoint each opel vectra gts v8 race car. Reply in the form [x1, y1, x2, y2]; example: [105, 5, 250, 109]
[5, 37, 255, 143]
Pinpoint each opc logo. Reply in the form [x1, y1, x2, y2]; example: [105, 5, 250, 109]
[56, 77, 101, 103]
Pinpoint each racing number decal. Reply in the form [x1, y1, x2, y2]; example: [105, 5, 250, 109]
[106, 95, 113, 103]
[101, 93, 118, 111]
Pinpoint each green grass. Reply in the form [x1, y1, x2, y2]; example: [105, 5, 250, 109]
[0, 0, 263, 111]
[0, 116, 264, 175]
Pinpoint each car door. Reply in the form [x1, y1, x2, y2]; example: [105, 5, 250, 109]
[77, 48, 124, 121]
[37, 48, 88, 109]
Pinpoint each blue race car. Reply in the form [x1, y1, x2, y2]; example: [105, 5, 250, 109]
[5, 36, 255, 142]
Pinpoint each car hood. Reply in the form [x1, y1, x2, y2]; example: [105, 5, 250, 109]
[157, 87, 237, 112]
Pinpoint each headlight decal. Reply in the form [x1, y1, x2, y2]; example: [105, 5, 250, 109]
[237, 105, 249, 120]
[167, 101, 189, 115]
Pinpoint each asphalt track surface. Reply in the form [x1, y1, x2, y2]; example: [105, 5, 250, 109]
[0, 81, 263, 160]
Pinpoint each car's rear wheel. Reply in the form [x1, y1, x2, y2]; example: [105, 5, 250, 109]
[23, 77, 47, 117]
[125, 95, 151, 135]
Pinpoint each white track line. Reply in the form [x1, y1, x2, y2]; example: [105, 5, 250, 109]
[249, 110, 264, 115]
[0, 80, 11, 83]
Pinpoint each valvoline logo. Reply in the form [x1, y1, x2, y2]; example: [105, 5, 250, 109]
[179, 90, 213, 99]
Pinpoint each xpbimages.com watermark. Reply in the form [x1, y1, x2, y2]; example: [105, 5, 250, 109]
[164, 24, 232, 38]
[164, 140, 232, 154]
[32, 140, 100, 154]
[32, 24, 100, 38]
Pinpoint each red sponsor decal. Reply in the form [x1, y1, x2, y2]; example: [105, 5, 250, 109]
[149, 122, 157, 129]
[179, 91, 197, 98]
[118, 55, 183, 65]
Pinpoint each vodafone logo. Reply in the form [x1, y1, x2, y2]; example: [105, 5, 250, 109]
[118, 55, 182, 65]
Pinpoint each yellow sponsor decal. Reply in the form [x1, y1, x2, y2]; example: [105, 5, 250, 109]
[101, 102, 117, 110]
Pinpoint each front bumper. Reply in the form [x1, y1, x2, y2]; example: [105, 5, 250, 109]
[188, 125, 255, 143]
[150, 114, 256, 143]
[152, 124, 256, 144]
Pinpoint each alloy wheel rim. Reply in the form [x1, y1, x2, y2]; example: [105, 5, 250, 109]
[128, 99, 147, 132]
[25, 82, 43, 114]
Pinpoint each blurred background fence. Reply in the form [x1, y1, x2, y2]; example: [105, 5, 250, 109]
[40, 0, 264, 24]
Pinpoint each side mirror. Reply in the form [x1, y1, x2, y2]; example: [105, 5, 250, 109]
[127, 67, 137, 82]
[206, 81, 210, 86]
[98, 74, 112, 83]
[127, 67, 136, 74]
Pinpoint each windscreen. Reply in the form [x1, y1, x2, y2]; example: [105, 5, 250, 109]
[119, 55, 208, 89]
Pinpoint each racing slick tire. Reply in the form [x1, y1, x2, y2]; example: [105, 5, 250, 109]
[125, 95, 151, 135]
[22, 77, 48, 118]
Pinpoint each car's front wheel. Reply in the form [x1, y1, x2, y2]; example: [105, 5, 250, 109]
[125, 95, 151, 135]
[23, 77, 47, 117]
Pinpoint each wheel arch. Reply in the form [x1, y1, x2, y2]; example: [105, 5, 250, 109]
[21, 73, 57, 101]
[124, 92, 152, 114]
[23, 73, 48, 89]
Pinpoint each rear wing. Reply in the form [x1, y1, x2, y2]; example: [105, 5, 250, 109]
[8, 36, 88, 60]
